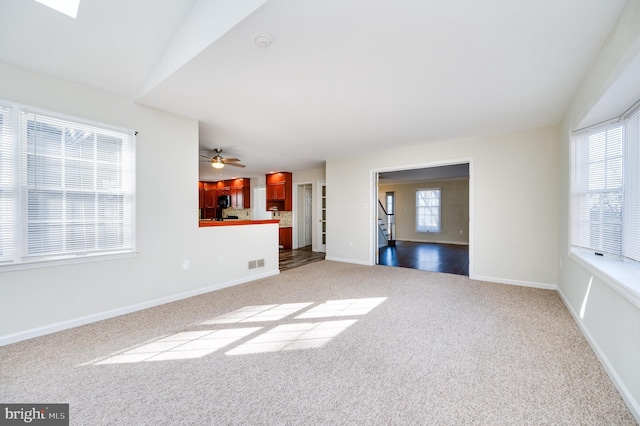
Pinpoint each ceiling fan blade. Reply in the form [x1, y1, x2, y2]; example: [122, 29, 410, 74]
[199, 154, 213, 159]
[225, 162, 246, 168]
[222, 158, 241, 163]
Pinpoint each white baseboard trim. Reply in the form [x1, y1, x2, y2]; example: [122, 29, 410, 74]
[470, 274, 557, 290]
[325, 256, 372, 266]
[557, 288, 640, 424]
[0, 269, 280, 347]
[399, 239, 469, 246]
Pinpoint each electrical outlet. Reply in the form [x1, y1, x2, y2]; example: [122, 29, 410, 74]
[218, 256, 224, 264]
[182, 259, 190, 270]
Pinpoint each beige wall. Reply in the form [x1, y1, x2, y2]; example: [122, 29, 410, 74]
[379, 178, 469, 244]
[326, 125, 559, 288]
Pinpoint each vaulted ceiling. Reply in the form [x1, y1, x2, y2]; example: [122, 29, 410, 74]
[0, 0, 629, 180]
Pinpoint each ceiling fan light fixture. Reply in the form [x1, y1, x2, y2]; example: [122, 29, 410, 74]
[211, 156, 224, 169]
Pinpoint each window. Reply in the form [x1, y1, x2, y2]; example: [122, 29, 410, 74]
[385, 191, 394, 215]
[0, 100, 135, 269]
[571, 105, 640, 263]
[416, 188, 440, 232]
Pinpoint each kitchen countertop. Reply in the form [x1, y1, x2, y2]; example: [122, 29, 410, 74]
[199, 219, 280, 227]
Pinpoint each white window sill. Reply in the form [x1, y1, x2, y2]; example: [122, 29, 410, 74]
[0, 251, 138, 273]
[569, 248, 640, 309]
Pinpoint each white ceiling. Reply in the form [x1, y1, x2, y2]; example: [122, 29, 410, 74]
[0, 0, 629, 181]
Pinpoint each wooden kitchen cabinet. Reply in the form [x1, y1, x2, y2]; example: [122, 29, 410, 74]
[266, 172, 292, 211]
[229, 178, 251, 208]
[199, 178, 251, 211]
[279, 227, 292, 249]
[267, 182, 286, 200]
[198, 181, 204, 209]
[203, 182, 218, 208]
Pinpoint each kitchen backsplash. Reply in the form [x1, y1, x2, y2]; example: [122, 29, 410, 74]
[272, 211, 292, 227]
[211, 207, 292, 226]
[222, 208, 252, 219]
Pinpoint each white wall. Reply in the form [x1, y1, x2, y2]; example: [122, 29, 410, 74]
[326, 125, 559, 288]
[557, 0, 640, 419]
[0, 63, 279, 343]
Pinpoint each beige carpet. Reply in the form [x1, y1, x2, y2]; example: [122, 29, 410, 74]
[0, 261, 636, 425]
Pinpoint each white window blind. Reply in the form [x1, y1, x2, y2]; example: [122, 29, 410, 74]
[416, 188, 441, 232]
[571, 105, 640, 262]
[0, 105, 14, 263]
[624, 107, 640, 262]
[0, 99, 135, 268]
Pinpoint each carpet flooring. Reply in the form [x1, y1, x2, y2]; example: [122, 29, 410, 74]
[0, 261, 636, 425]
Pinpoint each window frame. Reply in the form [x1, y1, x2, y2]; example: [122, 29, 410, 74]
[0, 100, 136, 272]
[571, 124, 624, 257]
[570, 103, 640, 308]
[385, 191, 394, 215]
[416, 188, 441, 233]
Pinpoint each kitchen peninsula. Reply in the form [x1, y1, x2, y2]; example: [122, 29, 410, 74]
[199, 172, 293, 248]
[199, 219, 279, 227]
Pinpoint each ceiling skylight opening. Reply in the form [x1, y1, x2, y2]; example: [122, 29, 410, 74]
[35, 0, 81, 19]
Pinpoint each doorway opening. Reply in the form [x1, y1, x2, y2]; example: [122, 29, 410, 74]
[374, 162, 472, 276]
[279, 181, 326, 271]
[296, 183, 313, 248]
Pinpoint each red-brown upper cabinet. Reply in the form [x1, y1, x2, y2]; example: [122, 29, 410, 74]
[218, 185, 231, 196]
[229, 178, 250, 208]
[199, 178, 251, 210]
[198, 181, 204, 209]
[267, 183, 286, 200]
[202, 182, 218, 208]
[266, 172, 292, 211]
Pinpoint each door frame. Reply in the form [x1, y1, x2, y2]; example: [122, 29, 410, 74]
[318, 180, 326, 253]
[370, 158, 474, 276]
[292, 180, 316, 251]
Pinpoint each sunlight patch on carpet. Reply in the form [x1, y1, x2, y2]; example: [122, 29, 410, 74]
[295, 297, 387, 319]
[226, 320, 358, 355]
[199, 303, 314, 324]
[83, 297, 387, 364]
[85, 327, 262, 365]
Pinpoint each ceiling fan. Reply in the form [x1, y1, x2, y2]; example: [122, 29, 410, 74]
[199, 148, 246, 169]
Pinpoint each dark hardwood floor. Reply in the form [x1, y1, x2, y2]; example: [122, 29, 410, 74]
[378, 241, 469, 276]
[279, 246, 326, 271]
[279, 242, 468, 275]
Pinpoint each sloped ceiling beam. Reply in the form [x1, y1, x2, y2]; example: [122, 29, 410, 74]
[139, 0, 268, 97]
